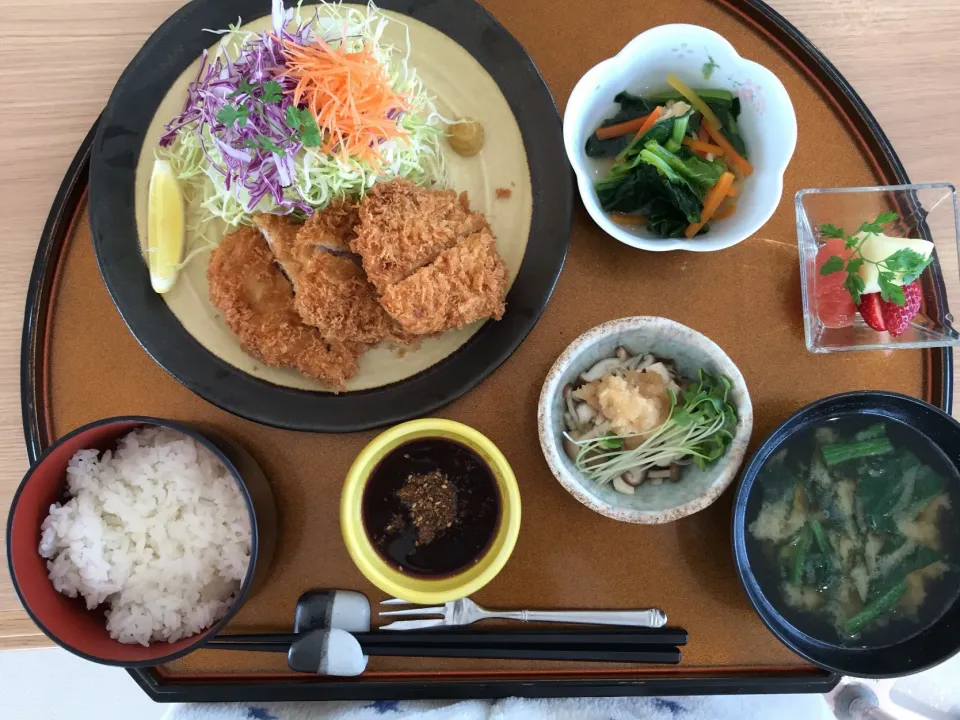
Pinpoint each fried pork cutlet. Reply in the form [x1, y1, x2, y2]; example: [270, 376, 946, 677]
[349, 179, 489, 293]
[379, 230, 508, 335]
[294, 253, 410, 344]
[252, 213, 307, 286]
[207, 227, 366, 387]
[296, 198, 359, 254]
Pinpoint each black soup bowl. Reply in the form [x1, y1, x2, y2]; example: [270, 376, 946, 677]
[732, 391, 960, 678]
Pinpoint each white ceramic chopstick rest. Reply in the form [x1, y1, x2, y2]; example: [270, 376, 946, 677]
[295, 589, 371, 633]
[286, 628, 368, 676]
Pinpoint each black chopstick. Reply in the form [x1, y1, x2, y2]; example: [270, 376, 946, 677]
[363, 644, 681, 664]
[206, 627, 688, 649]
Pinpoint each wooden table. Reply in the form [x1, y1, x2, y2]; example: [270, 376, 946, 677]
[0, 0, 957, 651]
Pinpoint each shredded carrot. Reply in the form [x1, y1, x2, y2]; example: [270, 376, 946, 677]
[610, 212, 647, 226]
[697, 126, 709, 143]
[632, 106, 663, 140]
[703, 123, 753, 175]
[595, 114, 651, 140]
[682, 138, 725, 156]
[685, 172, 735, 238]
[279, 37, 412, 168]
[712, 202, 737, 221]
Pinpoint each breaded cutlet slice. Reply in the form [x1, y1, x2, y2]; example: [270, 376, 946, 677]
[296, 198, 359, 254]
[349, 179, 489, 293]
[294, 253, 412, 345]
[379, 230, 508, 335]
[252, 213, 306, 286]
[207, 227, 366, 387]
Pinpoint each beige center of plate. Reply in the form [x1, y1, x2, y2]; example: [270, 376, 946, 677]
[135, 4, 533, 391]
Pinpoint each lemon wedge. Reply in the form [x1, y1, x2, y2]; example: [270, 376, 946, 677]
[147, 159, 185, 294]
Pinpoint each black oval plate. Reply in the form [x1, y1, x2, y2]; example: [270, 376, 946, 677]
[89, 0, 572, 433]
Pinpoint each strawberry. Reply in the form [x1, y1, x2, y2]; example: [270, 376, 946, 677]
[858, 293, 886, 332]
[857, 282, 922, 336]
[878, 281, 922, 337]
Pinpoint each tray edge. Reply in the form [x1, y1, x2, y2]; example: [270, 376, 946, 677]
[25, 0, 955, 701]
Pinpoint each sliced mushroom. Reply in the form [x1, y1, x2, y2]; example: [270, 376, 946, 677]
[634, 353, 656, 371]
[615, 346, 630, 361]
[648, 465, 683, 482]
[577, 423, 610, 441]
[613, 475, 636, 495]
[562, 435, 580, 461]
[644, 362, 674, 385]
[575, 402, 597, 425]
[563, 385, 579, 427]
[622, 468, 646, 487]
[580, 357, 624, 383]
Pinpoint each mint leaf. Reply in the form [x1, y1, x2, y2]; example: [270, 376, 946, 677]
[217, 104, 249, 128]
[819, 255, 845, 275]
[820, 224, 845, 239]
[844, 273, 866, 306]
[285, 105, 302, 131]
[846, 257, 864, 274]
[878, 273, 906, 306]
[261, 80, 283, 104]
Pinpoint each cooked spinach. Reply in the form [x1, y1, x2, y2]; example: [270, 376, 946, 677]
[584, 92, 657, 158]
[587, 85, 747, 238]
[708, 100, 747, 158]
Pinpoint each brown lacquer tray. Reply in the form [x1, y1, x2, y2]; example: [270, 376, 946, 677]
[22, 0, 952, 703]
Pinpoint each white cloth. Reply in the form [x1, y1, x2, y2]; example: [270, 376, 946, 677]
[164, 693, 832, 720]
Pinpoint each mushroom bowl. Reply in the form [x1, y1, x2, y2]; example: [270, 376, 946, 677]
[537, 317, 753, 523]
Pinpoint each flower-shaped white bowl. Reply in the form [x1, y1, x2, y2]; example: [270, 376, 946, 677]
[537, 317, 753, 524]
[564, 24, 797, 252]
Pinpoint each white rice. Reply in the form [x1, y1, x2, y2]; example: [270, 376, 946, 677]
[39, 427, 252, 646]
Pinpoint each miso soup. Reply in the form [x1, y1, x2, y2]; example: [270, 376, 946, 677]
[748, 416, 959, 645]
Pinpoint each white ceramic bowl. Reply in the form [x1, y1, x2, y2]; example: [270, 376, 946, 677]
[563, 24, 797, 252]
[537, 317, 753, 524]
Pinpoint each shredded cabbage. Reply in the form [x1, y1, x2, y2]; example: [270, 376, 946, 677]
[157, 0, 448, 236]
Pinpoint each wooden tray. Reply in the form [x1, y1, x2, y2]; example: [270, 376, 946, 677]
[21, 0, 952, 703]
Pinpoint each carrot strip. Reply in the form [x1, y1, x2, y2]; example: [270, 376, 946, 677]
[697, 126, 709, 143]
[685, 172, 735, 238]
[703, 124, 754, 175]
[279, 36, 412, 169]
[682, 138, 725, 156]
[666, 74, 723, 130]
[632, 106, 663, 140]
[712, 202, 737, 221]
[594, 114, 651, 140]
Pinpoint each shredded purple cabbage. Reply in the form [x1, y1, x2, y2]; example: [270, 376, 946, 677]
[159, 1, 318, 213]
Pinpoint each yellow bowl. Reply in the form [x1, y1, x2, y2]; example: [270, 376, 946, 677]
[340, 419, 521, 604]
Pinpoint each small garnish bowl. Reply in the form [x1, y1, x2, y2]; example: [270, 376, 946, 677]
[340, 419, 521, 604]
[797, 183, 960, 353]
[563, 24, 797, 252]
[537, 317, 753, 524]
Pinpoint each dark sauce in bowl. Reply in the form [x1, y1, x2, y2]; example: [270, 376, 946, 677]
[362, 438, 501, 577]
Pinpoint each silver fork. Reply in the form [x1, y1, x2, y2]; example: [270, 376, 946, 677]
[378, 597, 667, 630]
